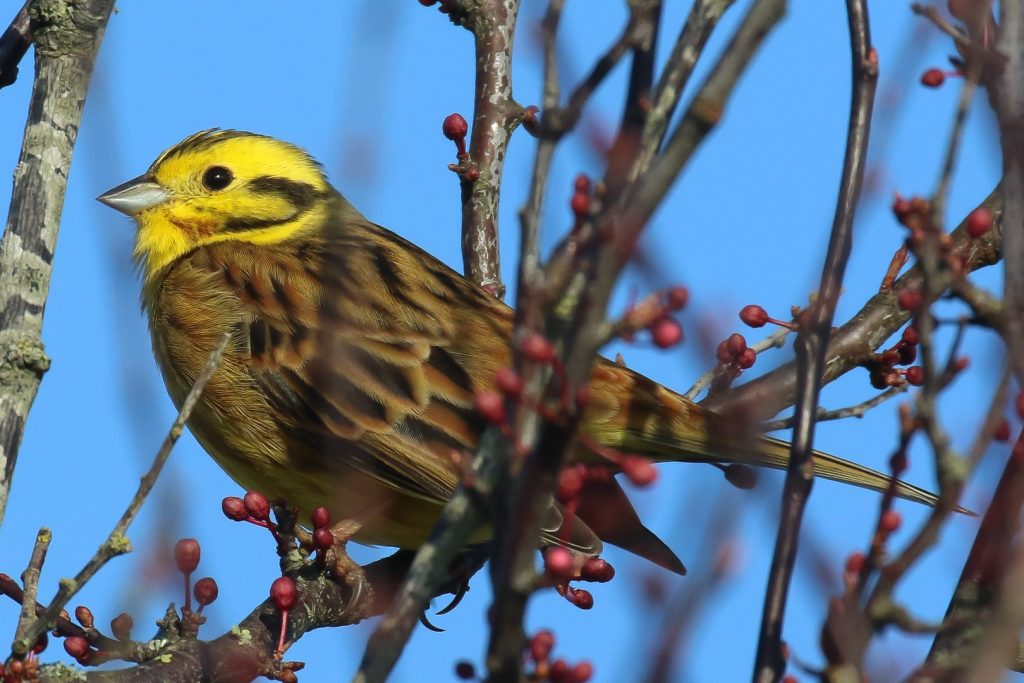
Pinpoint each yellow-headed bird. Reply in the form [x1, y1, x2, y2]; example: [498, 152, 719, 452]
[99, 130, 940, 575]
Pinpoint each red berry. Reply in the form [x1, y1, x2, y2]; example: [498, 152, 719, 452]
[222, 496, 248, 521]
[243, 491, 271, 521]
[418, 0, 437, 5]
[995, 418, 1011, 442]
[454, 661, 476, 680]
[902, 326, 919, 344]
[111, 613, 133, 641]
[897, 342, 917, 365]
[716, 340, 732, 364]
[897, 288, 922, 311]
[905, 366, 925, 386]
[726, 333, 747, 358]
[442, 113, 468, 140]
[550, 659, 572, 682]
[544, 546, 575, 580]
[892, 194, 912, 222]
[313, 527, 334, 551]
[880, 510, 902, 534]
[570, 192, 590, 217]
[737, 347, 757, 369]
[174, 538, 201, 574]
[474, 390, 505, 424]
[567, 587, 594, 610]
[580, 558, 615, 583]
[494, 367, 523, 397]
[74, 605, 94, 628]
[666, 285, 689, 310]
[194, 577, 219, 607]
[311, 506, 331, 530]
[844, 551, 865, 575]
[574, 175, 590, 193]
[529, 630, 555, 662]
[650, 317, 683, 348]
[270, 576, 297, 611]
[572, 661, 595, 683]
[521, 332, 555, 363]
[921, 68, 945, 87]
[739, 304, 768, 328]
[63, 636, 89, 659]
[966, 207, 993, 237]
[622, 455, 658, 487]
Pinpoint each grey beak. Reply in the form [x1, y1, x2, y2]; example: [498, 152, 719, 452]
[97, 174, 171, 216]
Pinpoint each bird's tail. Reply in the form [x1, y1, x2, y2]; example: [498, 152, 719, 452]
[583, 360, 945, 510]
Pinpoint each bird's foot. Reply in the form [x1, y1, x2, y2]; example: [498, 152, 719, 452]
[323, 519, 374, 623]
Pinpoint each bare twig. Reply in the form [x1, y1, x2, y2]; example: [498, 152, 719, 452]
[0, 0, 116, 527]
[752, 3, 876, 680]
[9, 332, 230, 659]
[10, 528, 50, 659]
[623, 0, 786, 230]
[457, 1, 523, 298]
[761, 385, 907, 432]
[632, 0, 737, 182]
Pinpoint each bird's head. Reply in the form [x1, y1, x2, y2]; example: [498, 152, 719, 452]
[98, 130, 332, 282]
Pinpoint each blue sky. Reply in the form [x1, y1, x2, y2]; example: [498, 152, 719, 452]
[0, 2, 1007, 681]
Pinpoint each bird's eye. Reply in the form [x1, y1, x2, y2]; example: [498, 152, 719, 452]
[202, 166, 234, 191]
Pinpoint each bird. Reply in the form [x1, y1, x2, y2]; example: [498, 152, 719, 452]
[99, 129, 942, 577]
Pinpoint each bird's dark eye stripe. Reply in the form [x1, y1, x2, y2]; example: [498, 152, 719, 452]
[248, 176, 322, 210]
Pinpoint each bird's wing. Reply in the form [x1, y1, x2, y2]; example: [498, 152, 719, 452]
[201, 218, 513, 506]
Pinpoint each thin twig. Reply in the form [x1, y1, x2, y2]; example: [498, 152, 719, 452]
[10, 332, 230, 657]
[458, 1, 523, 298]
[761, 385, 907, 432]
[10, 528, 50, 659]
[622, 0, 786, 231]
[632, 0, 736, 182]
[752, 3, 876, 680]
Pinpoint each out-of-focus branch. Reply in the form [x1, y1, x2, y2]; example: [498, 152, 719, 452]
[922, 429, 1024, 680]
[993, 0, 1024, 377]
[0, 0, 116, 527]
[0, 3, 30, 90]
[632, 0, 736, 182]
[354, 5, 527, 679]
[753, 2, 875, 681]
[622, 0, 785, 229]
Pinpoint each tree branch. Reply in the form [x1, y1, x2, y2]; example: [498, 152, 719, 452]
[753, 2, 876, 680]
[0, 0, 116, 527]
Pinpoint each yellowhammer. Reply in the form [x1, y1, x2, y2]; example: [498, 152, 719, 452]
[98, 130, 939, 576]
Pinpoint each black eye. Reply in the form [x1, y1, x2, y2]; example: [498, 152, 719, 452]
[202, 166, 233, 191]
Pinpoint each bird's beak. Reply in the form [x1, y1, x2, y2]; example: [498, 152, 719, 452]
[97, 174, 171, 216]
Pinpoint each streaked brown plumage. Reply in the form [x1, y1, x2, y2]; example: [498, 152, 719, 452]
[99, 130, 943, 576]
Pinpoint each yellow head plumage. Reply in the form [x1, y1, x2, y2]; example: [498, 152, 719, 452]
[99, 130, 331, 282]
